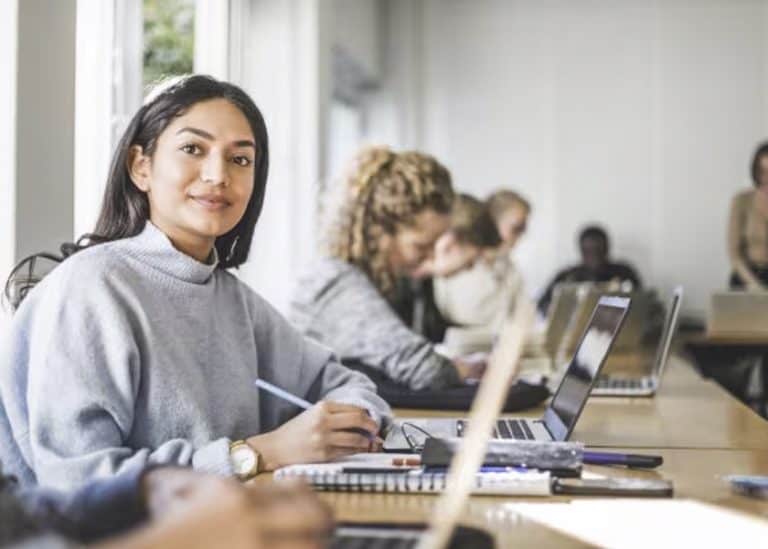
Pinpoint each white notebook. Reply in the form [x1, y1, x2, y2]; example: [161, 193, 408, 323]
[274, 454, 551, 496]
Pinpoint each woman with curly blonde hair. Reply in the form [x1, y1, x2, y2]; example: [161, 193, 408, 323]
[289, 146, 484, 390]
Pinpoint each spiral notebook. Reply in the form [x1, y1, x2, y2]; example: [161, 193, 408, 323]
[274, 460, 551, 496]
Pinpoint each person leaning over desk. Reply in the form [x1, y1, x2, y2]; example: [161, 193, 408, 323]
[728, 141, 768, 291]
[432, 189, 531, 355]
[289, 147, 486, 392]
[0, 75, 390, 493]
[399, 192, 502, 347]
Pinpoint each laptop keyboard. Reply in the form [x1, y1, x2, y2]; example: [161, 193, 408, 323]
[595, 377, 647, 390]
[456, 419, 536, 440]
[331, 535, 417, 549]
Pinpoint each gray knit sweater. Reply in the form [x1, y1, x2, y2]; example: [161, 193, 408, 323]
[0, 223, 390, 490]
[288, 258, 460, 391]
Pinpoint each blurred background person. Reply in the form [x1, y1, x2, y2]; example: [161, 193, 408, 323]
[728, 141, 768, 291]
[432, 190, 531, 356]
[537, 225, 642, 315]
[289, 146, 483, 390]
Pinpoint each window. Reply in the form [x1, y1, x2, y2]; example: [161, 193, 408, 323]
[143, 0, 195, 87]
[74, 0, 196, 238]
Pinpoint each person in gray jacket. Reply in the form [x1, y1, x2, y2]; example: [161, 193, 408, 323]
[289, 147, 484, 392]
[0, 75, 389, 492]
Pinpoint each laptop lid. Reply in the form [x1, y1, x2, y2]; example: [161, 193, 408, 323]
[708, 292, 768, 336]
[542, 296, 631, 441]
[417, 300, 534, 549]
[544, 283, 582, 358]
[649, 286, 684, 383]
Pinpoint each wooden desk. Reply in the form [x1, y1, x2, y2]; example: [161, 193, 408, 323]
[316, 448, 768, 547]
[687, 334, 768, 347]
[397, 356, 768, 450]
[268, 353, 768, 547]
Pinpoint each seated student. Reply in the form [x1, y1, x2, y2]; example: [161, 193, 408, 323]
[289, 146, 483, 391]
[537, 224, 642, 314]
[433, 189, 531, 354]
[728, 141, 768, 290]
[397, 193, 502, 345]
[0, 75, 390, 492]
[2, 461, 331, 548]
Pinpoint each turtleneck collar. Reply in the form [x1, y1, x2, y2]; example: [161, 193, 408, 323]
[125, 221, 219, 284]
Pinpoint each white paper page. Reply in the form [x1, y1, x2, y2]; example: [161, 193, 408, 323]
[276, 453, 416, 474]
[506, 499, 768, 548]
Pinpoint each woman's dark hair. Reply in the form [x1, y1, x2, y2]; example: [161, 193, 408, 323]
[751, 140, 768, 187]
[4, 74, 269, 310]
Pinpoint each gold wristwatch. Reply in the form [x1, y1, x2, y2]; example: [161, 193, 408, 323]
[229, 440, 261, 480]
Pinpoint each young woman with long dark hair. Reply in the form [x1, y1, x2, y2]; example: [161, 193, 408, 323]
[0, 75, 389, 491]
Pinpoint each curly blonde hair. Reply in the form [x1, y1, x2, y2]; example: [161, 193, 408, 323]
[326, 146, 454, 299]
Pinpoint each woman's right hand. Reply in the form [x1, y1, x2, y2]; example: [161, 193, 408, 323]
[246, 401, 381, 470]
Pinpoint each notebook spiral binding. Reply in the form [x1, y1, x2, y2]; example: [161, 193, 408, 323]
[275, 469, 551, 496]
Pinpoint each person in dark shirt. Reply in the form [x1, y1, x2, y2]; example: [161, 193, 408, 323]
[537, 225, 642, 315]
[0, 462, 332, 548]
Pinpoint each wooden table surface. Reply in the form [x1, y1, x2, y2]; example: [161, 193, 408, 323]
[318, 447, 768, 547]
[267, 355, 768, 547]
[396, 355, 768, 450]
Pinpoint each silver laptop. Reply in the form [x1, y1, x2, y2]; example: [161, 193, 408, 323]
[543, 283, 584, 360]
[562, 288, 656, 353]
[383, 296, 631, 450]
[592, 286, 683, 397]
[708, 291, 768, 336]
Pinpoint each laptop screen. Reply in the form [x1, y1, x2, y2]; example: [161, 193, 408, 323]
[650, 287, 683, 379]
[543, 296, 630, 441]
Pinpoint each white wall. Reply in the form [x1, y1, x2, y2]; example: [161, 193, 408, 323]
[333, 0, 380, 81]
[15, 0, 77, 260]
[235, 0, 331, 312]
[369, 0, 768, 318]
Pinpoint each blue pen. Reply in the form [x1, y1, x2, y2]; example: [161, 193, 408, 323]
[255, 379, 312, 409]
[254, 379, 375, 441]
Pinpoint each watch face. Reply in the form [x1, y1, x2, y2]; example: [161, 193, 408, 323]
[231, 445, 257, 475]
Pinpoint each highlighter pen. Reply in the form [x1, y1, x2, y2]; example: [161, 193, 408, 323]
[583, 451, 663, 469]
[254, 379, 375, 441]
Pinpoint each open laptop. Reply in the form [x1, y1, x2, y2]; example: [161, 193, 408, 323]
[332, 284, 536, 549]
[542, 283, 584, 360]
[562, 288, 656, 353]
[383, 296, 631, 450]
[708, 291, 768, 336]
[592, 287, 683, 397]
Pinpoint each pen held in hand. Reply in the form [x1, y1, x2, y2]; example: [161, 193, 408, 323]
[254, 378, 376, 441]
[254, 379, 312, 409]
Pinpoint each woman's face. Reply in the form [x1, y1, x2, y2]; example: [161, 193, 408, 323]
[384, 209, 451, 278]
[129, 98, 257, 260]
[496, 204, 529, 252]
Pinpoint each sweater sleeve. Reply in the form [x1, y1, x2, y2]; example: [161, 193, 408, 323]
[296, 269, 460, 391]
[246, 293, 392, 429]
[15, 271, 232, 491]
[728, 193, 764, 289]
